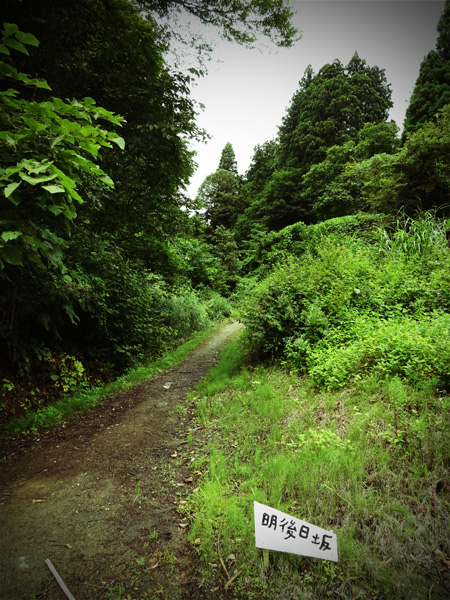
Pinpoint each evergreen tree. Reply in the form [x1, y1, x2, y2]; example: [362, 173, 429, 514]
[278, 53, 393, 174]
[196, 169, 240, 229]
[233, 140, 278, 241]
[240, 53, 393, 232]
[403, 1, 450, 140]
[218, 142, 239, 176]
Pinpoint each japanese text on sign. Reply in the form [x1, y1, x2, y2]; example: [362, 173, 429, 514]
[254, 501, 338, 562]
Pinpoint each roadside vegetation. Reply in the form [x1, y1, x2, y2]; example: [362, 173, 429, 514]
[0, 322, 224, 439]
[184, 215, 450, 598]
[1, 2, 450, 598]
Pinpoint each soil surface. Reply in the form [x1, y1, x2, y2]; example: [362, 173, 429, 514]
[0, 321, 244, 600]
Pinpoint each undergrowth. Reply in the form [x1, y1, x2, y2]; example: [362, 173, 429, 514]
[185, 338, 450, 599]
[0, 324, 221, 440]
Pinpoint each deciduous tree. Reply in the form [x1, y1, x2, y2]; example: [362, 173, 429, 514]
[135, 0, 299, 48]
[197, 169, 240, 229]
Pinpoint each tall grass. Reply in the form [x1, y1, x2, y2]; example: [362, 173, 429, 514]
[185, 339, 450, 599]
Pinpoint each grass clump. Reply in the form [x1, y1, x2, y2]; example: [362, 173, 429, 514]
[187, 339, 450, 599]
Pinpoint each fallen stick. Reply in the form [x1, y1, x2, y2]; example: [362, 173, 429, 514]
[224, 569, 242, 589]
[216, 518, 229, 580]
[45, 559, 76, 600]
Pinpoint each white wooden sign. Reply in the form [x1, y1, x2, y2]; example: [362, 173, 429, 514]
[254, 501, 338, 562]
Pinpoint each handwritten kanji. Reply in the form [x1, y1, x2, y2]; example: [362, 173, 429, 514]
[299, 524, 310, 539]
[262, 512, 277, 530]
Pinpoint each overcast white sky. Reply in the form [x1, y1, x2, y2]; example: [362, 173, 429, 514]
[181, 1, 445, 199]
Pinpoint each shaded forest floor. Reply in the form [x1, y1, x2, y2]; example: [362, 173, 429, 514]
[0, 321, 243, 600]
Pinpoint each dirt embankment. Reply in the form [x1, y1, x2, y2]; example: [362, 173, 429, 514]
[0, 321, 243, 600]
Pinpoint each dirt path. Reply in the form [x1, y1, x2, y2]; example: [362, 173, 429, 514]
[0, 321, 243, 600]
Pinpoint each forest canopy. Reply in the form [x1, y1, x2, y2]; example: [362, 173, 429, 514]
[1, 0, 449, 428]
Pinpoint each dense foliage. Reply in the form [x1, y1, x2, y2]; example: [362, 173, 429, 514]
[1, 3, 449, 598]
[1, 0, 450, 435]
[1, 0, 296, 419]
[240, 212, 450, 390]
[403, 0, 450, 140]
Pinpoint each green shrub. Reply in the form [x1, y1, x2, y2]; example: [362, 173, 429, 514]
[197, 288, 232, 321]
[241, 215, 450, 388]
[164, 290, 210, 340]
[240, 238, 379, 356]
[309, 313, 450, 389]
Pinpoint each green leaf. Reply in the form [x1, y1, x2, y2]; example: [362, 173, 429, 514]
[22, 116, 48, 131]
[80, 125, 96, 137]
[0, 44, 10, 55]
[47, 205, 64, 216]
[6, 38, 29, 55]
[15, 31, 39, 47]
[1, 245, 23, 266]
[62, 203, 77, 220]
[100, 174, 114, 188]
[1, 231, 22, 242]
[4, 181, 21, 198]
[65, 186, 83, 204]
[19, 172, 58, 185]
[21, 159, 54, 174]
[3, 23, 19, 37]
[110, 136, 125, 150]
[36, 79, 52, 90]
[42, 184, 65, 194]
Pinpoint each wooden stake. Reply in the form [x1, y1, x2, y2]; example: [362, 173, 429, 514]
[45, 559, 76, 600]
[263, 549, 269, 570]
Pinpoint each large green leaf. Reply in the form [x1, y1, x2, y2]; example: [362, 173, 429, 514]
[3, 180, 21, 197]
[42, 184, 65, 194]
[19, 172, 58, 185]
[1, 244, 23, 265]
[14, 31, 39, 47]
[110, 136, 125, 150]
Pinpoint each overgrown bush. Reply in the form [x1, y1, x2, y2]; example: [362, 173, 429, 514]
[240, 237, 380, 356]
[240, 214, 450, 388]
[308, 313, 450, 389]
[163, 290, 210, 340]
[197, 288, 232, 321]
[243, 213, 388, 279]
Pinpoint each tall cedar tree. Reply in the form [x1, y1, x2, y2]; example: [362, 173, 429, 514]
[403, 0, 450, 140]
[278, 53, 393, 174]
[218, 142, 239, 176]
[244, 53, 393, 229]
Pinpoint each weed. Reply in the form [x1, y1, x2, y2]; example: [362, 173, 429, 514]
[133, 480, 142, 504]
[188, 339, 450, 600]
[104, 583, 126, 600]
